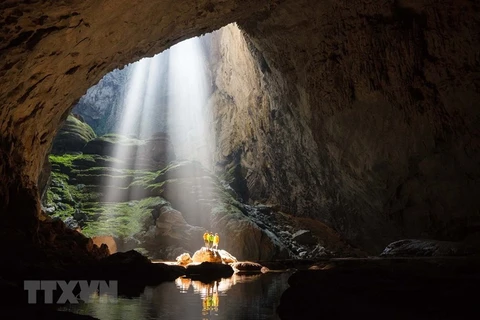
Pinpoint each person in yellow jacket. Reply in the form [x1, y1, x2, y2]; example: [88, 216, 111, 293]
[213, 233, 220, 250]
[203, 231, 210, 249]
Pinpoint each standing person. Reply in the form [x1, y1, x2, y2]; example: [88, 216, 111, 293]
[203, 231, 210, 249]
[208, 232, 214, 250]
[213, 233, 220, 250]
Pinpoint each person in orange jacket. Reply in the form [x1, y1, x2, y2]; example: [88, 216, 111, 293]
[203, 231, 210, 249]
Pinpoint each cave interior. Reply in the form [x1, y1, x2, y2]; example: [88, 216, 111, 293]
[0, 0, 479, 319]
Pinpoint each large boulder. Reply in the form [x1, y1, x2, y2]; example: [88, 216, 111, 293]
[140, 204, 206, 258]
[51, 115, 96, 154]
[211, 203, 290, 261]
[191, 248, 223, 263]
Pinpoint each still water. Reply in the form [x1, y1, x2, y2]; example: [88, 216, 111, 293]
[61, 272, 292, 320]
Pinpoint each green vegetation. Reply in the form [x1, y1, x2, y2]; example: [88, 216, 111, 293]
[45, 141, 243, 244]
[81, 197, 168, 238]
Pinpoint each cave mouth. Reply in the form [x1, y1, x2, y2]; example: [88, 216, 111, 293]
[44, 26, 222, 259]
[44, 23, 361, 264]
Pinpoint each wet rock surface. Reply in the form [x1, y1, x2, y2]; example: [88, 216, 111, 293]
[277, 257, 480, 320]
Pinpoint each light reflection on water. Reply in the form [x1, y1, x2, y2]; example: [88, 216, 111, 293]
[61, 272, 292, 320]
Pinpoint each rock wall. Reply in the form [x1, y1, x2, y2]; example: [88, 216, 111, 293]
[209, 1, 480, 252]
[72, 68, 130, 136]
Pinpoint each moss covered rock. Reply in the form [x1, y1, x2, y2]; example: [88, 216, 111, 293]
[51, 115, 96, 154]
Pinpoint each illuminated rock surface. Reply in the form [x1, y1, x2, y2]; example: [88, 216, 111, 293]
[191, 248, 224, 264]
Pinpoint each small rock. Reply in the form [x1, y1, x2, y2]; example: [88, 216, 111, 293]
[56, 203, 68, 210]
[230, 261, 264, 272]
[217, 249, 238, 264]
[44, 206, 56, 214]
[176, 253, 193, 266]
[64, 217, 79, 230]
[73, 209, 87, 221]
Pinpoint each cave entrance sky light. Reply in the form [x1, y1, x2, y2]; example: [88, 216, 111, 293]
[102, 35, 213, 205]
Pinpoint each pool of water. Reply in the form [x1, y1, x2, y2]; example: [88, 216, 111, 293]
[60, 272, 292, 320]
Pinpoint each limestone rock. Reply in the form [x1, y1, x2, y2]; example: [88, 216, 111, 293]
[73, 68, 129, 136]
[176, 253, 193, 266]
[211, 203, 290, 261]
[143, 204, 206, 257]
[191, 248, 223, 264]
[292, 230, 317, 245]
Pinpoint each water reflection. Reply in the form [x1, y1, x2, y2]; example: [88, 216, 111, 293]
[174, 274, 264, 319]
[60, 272, 291, 320]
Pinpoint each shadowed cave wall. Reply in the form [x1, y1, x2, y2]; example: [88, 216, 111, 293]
[1, 0, 479, 253]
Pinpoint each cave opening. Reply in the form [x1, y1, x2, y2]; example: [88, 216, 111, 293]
[44, 28, 221, 256]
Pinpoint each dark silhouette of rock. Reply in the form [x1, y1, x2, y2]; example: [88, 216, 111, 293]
[185, 262, 234, 280]
[230, 261, 264, 272]
[380, 239, 480, 257]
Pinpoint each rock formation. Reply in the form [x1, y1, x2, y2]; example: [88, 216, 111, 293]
[51, 114, 96, 155]
[0, 0, 478, 258]
[191, 248, 224, 264]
